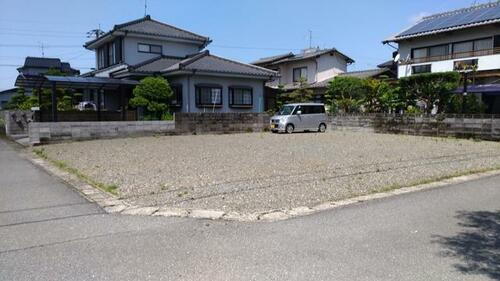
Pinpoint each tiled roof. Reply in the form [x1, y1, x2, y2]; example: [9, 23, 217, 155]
[385, 2, 500, 42]
[338, 68, 393, 79]
[129, 51, 278, 78]
[251, 53, 294, 66]
[130, 56, 183, 73]
[18, 57, 79, 75]
[22, 57, 61, 68]
[253, 48, 354, 66]
[85, 15, 210, 48]
[270, 68, 394, 91]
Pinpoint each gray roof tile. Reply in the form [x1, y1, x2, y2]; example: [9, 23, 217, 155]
[130, 51, 278, 78]
[85, 16, 210, 48]
[253, 48, 354, 66]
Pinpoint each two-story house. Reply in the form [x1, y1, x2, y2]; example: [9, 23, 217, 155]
[82, 15, 277, 113]
[383, 2, 500, 113]
[252, 47, 354, 105]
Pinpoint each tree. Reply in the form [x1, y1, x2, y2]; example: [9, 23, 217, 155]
[398, 72, 460, 114]
[287, 78, 314, 103]
[5, 88, 29, 110]
[130, 76, 173, 120]
[325, 76, 367, 113]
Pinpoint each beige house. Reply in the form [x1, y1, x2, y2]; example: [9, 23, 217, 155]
[252, 48, 354, 103]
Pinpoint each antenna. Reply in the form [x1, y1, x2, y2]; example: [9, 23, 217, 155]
[86, 24, 104, 39]
[144, 0, 148, 16]
[39, 42, 45, 57]
[308, 30, 312, 48]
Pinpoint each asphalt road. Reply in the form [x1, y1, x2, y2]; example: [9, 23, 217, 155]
[0, 138, 499, 281]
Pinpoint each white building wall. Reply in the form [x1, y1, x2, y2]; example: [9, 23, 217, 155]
[397, 25, 499, 78]
[316, 54, 347, 82]
[123, 36, 201, 65]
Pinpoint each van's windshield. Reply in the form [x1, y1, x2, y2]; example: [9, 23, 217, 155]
[277, 105, 295, 116]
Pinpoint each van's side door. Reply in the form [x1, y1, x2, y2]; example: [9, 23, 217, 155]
[292, 105, 305, 130]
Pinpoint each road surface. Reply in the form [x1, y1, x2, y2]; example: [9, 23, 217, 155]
[0, 138, 498, 281]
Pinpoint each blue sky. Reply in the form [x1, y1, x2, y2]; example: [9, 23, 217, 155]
[0, 0, 481, 90]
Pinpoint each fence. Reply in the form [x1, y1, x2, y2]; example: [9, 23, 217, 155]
[330, 113, 500, 141]
[175, 113, 271, 134]
[29, 120, 175, 144]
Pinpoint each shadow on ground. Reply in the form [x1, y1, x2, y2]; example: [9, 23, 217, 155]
[434, 210, 500, 280]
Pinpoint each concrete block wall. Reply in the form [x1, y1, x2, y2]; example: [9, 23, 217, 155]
[29, 121, 175, 145]
[330, 114, 500, 141]
[175, 113, 270, 134]
[3, 110, 33, 138]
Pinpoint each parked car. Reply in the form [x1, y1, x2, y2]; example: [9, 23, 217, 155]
[270, 103, 328, 134]
[76, 101, 97, 111]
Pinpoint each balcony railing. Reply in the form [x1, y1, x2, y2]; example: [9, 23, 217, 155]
[404, 47, 500, 65]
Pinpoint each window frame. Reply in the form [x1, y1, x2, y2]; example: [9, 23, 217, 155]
[229, 86, 253, 108]
[195, 84, 223, 108]
[170, 84, 183, 107]
[137, 43, 163, 55]
[293, 67, 308, 82]
[412, 64, 432, 75]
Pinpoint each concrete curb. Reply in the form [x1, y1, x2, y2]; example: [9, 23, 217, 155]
[25, 151, 500, 223]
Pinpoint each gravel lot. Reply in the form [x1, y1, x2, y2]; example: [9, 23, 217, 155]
[39, 132, 500, 214]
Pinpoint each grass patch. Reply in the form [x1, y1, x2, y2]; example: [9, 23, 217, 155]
[32, 147, 120, 196]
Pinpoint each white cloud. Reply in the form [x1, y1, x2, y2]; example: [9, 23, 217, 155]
[409, 12, 431, 24]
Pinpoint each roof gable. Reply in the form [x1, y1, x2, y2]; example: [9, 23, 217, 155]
[85, 16, 210, 48]
[254, 48, 354, 66]
[386, 2, 500, 42]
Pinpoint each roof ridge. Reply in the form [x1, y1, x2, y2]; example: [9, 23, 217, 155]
[207, 53, 278, 75]
[422, 1, 500, 21]
[178, 50, 210, 68]
[147, 17, 209, 41]
[114, 15, 151, 30]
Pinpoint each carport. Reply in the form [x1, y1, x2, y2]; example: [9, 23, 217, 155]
[15, 74, 138, 122]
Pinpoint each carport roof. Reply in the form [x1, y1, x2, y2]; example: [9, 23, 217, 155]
[15, 75, 138, 90]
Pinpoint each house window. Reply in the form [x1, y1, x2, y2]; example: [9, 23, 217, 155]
[412, 64, 431, 74]
[229, 87, 253, 107]
[412, 48, 428, 59]
[97, 38, 122, 69]
[171, 84, 182, 107]
[108, 42, 115, 65]
[454, 59, 478, 71]
[195, 85, 223, 107]
[138, 43, 162, 54]
[429, 44, 449, 57]
[293, 67, 307, 82]
[453, 37, 494, 58]
[98, 47, 105, 69]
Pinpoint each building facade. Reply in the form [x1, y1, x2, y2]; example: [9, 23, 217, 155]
[384, 2, 500, 113]
[82, 15, 277, 113]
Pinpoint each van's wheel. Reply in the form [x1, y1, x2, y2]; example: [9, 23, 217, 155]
[285, 124, 295, 134]
[318, 123, 327, 133]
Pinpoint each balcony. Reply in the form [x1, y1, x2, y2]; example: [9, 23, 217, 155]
[404, 47, 500, 65]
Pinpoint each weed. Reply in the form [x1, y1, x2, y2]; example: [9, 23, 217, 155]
[32, 148, 120, 196]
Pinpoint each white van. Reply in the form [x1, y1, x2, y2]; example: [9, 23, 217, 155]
[270, 103, 328, 133]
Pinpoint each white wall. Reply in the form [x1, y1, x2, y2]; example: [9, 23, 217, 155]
[123, 36, 201, 66]
[269, 53, 347, 85]
[397, 25, 500, 78]
[398, 53, 500, 78]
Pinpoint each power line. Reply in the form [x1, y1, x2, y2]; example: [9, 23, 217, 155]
[0, 64, 93, 69]
[0, 44, 82, 48]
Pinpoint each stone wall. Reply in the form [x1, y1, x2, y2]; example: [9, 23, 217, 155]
[29, 121, 175, 145]
[330, 114, 500, 141]
[3, 110, 34, 138]
[175, 113, 270, 134]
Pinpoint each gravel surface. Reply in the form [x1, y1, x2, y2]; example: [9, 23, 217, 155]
[39, 132, 500, 213]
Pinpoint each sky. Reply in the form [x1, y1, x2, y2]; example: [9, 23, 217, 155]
[0, 0, 484, 90]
